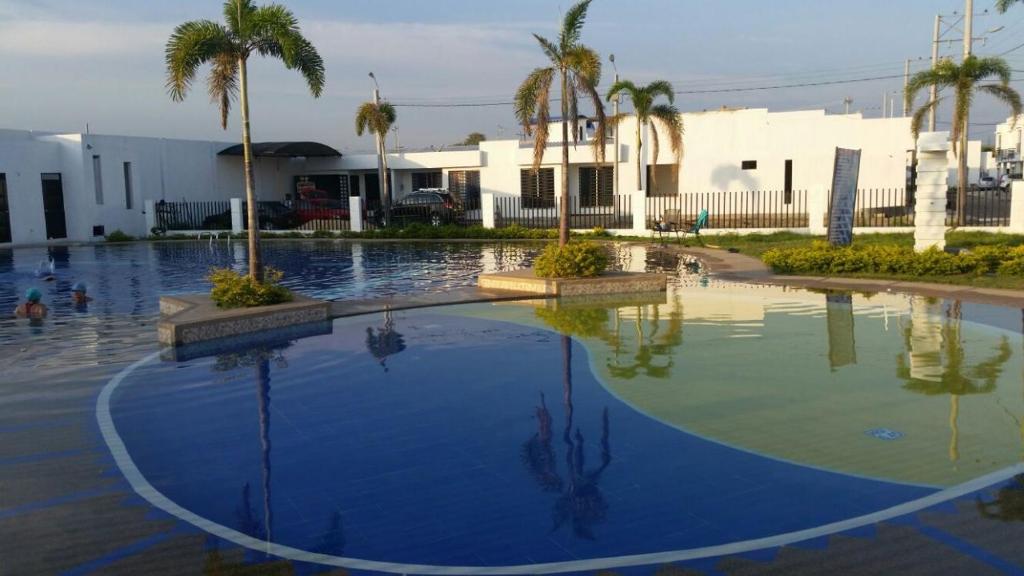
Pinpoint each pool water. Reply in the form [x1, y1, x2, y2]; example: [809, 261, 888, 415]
[102, 288, 1024, 572]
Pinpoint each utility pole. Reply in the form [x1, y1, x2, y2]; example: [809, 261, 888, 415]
[843, 97, 852, 115]
[609, 54, 620, 196]
[958, 0, 973, 226]
[882, 91, 887, 118]
[903, 59, 911, 117]
[930, 14, 941, 131]
[369, 72, 389, 226]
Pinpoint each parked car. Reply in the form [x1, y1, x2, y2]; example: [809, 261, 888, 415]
[387, 189, 464, 227]
[977, 176, 997, 191]
[202, 201, 301, 230]
[296, 197, 350, 223]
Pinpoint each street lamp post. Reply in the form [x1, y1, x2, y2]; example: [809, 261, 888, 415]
[609, 54, 620, 197]
[369, 72, 389, 226]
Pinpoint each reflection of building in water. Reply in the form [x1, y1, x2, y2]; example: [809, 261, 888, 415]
[826, 293, 856, 370]
[906, 297, 945, 382]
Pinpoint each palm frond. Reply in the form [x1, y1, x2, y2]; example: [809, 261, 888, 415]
[905, 67, 955, 110]
[650, 103, 683, 176]
[645, 80, 675, 105]
[951, 88, 974, 156]
[568, 80, 580, 146]
[247, 5, 324, 96]
[574, 74, 607, 164]
[648, 121, 660, 189]
[559, 0, 593, 51]
[968, 56, 1012, 85]
[533, 34, 561, 65]
[355, 101, 395, 138]
[165, 20, 233, 101]
[996, 0, 1021, 12]
[910, 97, 942, 139]
[605, 79, 638, 102]
[223, 0, 256, 38]
[563, 45, 601, 86]
[207, 53, 239, 129]
[978, 84, 1023, 126]
[515, 67, 555, 136]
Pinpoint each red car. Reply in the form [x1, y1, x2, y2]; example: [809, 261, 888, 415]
[296, 190, 350, 223]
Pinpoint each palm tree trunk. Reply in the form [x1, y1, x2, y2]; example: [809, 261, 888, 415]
[636, 120, 643, 193]
[957, 130, 969, 226]
[380, 135, 391, 226]
[256, 357, 273, 547]
[559, 70, 570, 247]
[238, 57, 262, 281]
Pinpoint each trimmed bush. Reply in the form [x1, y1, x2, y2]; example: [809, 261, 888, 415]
[762, 242, 1024, 278]
[105, 230, 135, 243]
[534, 241, 609, 278]
[208, 267, 293, 308]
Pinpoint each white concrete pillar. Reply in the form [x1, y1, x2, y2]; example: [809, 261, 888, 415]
[631, 189, 647, 235]
[349, 196, 364, 232]
[230, 198, 244, 234]
[914, 132, 951, 252]
[1009, 180, 1024, 233]
[144, 200, 156, 235]
[807, 188, 829, 235]
[481, 193, 496, 229]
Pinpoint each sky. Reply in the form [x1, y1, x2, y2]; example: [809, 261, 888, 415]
[2, 0, 1023, 151]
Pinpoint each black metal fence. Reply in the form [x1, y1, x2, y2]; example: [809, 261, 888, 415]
[646, 190, 808, 229]
[945, 188, 1011, 227]
[494, 195, 633, 230]
[825, 188, 914, 228]
[822, 187, 1010, 228]
[154, 201, 231, 231]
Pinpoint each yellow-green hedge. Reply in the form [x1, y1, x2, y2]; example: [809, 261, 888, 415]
[534, 241, 609, 278]
[762, 242, 1024, 277]
[208, 267, 293, 308]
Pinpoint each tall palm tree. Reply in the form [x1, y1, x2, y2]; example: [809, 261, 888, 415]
[605, 79, 683, 191]
[166, 0, 325, 281]
[355, 101, 397, 226]
[515, 0, 607, 247]
[905, 56, 1020, 226]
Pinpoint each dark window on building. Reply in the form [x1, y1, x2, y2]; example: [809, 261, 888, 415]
[0, 174, 10, 243]
[448, 170, 481, 210]
[349, 174, 361, 197]
[520, 168, 555, 208]
[741, 160, 757, 170]
[123, 162, 134, 209]
[579, 166, 614, 207]
[411, 171, 442, 191]
[92, 225, 105, 237]
[92, 155, 103, 204]
[784, 159, 793, 204]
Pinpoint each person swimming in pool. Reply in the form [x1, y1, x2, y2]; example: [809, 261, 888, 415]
[14, 288, 48, 319]
[71, 282, 92, 307]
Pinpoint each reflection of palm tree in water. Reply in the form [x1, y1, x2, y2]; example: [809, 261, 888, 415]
[522, 335, 613, 540]
[365, 308, 406, 372]
[897, 301, 1012, 462]
[607, 297, 683, 380]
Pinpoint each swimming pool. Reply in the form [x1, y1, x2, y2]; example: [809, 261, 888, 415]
[99, 287, 1024, 573]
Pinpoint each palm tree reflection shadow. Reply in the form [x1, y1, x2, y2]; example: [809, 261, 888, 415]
[365, 309, 406, 372]
[523, 334, 612, 540]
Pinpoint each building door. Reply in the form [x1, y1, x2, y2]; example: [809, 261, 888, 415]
[41, 173, 67, 239]
[0, 174, 11, 243]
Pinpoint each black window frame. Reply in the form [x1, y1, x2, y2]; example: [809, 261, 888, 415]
[0, 173, 10, 243]
[448, 170, 481, 210]
[741, 160, 757, 170]
[123, 161, 134, 210]
[520, 168, 555, 209]
[578, 166, 614, 207]
[784, 159, 793, 204]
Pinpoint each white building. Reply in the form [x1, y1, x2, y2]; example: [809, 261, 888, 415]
[0, 107, 920, 245]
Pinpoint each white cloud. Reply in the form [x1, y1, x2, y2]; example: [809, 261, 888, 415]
[0, 20, 170, 56]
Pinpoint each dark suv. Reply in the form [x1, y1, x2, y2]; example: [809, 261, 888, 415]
[387, 189, 464, 227]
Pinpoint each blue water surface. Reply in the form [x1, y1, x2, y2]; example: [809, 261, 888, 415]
[110, 308, 933, 569]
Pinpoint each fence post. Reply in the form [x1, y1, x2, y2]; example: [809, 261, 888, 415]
[230, 198, 244, 234]
[1009, 181, 1024, 233]
[144, 200, 156, 235]
[482, 193, 496, 229]
[349, 196, 364, 232]
[808, 189, 828, 235]
[631, 190, 647, 236]
[914, 132, 951, 252]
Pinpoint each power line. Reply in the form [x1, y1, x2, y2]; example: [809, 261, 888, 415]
[392, 72, 910, 108]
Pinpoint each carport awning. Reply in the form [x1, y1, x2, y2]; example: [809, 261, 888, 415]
[217, 141, 341, 158]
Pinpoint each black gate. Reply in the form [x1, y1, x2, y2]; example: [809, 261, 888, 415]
[41, 173, 67, 239]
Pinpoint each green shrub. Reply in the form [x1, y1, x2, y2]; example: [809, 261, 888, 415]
[311, 230, 336, 239]
[208, 267, 293, 308]
[761, 242, 1024, 279]
[105, 230, 135, 243]
[534, 241, 609, 278]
